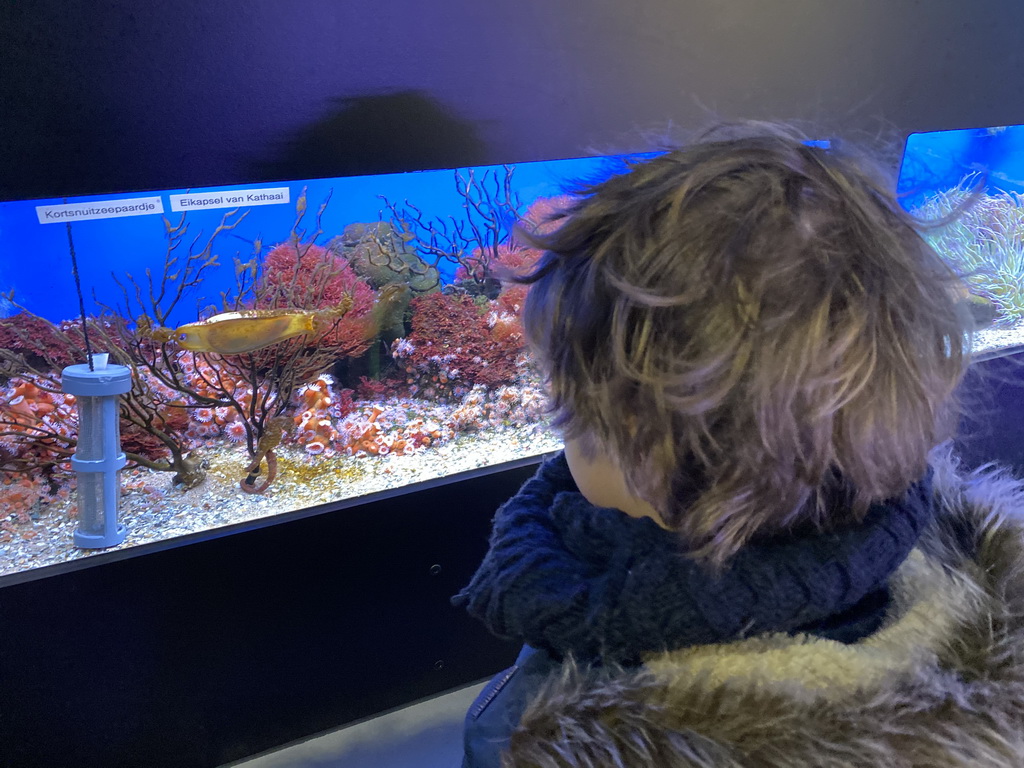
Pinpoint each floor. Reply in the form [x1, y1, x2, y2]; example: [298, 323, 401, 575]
[223, 681, 485, 768]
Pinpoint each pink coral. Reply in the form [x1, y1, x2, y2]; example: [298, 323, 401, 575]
[516, 194, 575, 240]
[335, 406, 385, 456]
[453, 194, 571, 284]
[224, 421, 248, 442]
[288, 375, 357, 451]
[0, 314, 128, 371]
[454, 243, 546, 284]
[0, 376, 80, 468]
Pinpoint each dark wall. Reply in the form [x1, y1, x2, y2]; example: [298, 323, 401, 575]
[2, 0, 1023, 199]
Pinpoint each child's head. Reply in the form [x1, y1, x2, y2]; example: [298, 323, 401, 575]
[519, 126, 970, 563]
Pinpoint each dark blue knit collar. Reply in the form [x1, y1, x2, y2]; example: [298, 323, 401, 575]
[454, 451, 934, 663]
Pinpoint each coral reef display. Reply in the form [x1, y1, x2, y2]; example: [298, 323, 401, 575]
[898, 124, 1024, 346]
[0, 160, 581, 575]
[5, 133, 1024, 576]
[912, 178, 1024, 326]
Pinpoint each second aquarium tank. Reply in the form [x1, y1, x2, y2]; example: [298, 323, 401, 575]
[0, 155, 649, 578]
[898, 123, 1024, 357]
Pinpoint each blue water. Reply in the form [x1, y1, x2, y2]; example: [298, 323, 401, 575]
[0, 154, 652, 328]
[897, 124, 1024, 210]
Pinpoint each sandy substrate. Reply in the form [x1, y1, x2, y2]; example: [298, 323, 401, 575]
[0, 423, 562, 579]
[973, 324, 1024, 359]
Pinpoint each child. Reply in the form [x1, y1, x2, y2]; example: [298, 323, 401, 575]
[453, 126, 1024, 767]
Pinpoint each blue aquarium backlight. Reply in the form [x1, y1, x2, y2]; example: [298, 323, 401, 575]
[0, 155, 654, 328]
[898, 125, 1024, 209]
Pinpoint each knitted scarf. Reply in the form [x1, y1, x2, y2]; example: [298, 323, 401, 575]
[453, 452, 935, 663]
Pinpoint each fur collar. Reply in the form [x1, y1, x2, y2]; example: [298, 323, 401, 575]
[505, 449, 1024, 767]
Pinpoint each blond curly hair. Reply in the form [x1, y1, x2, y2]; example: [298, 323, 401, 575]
[518, 126, 971, 564]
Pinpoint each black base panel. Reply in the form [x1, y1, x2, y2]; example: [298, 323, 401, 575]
[0, 461, 535, 768]
[955, 351, 1024, 472]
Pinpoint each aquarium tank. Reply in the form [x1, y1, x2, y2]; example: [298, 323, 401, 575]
[898, 124, 1024, 358]
[0, 155, 653, 578]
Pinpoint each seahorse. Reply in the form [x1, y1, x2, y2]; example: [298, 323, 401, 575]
[239, 416, 290, 494]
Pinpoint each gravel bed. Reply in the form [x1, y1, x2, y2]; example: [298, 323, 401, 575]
[0, 423, 561, 579]
[974, 324, 1024, 359]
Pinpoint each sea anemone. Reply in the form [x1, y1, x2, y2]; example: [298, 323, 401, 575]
[313, 373, 335, 387]
[194, 408, 215, 423]
[392, 338, 416, 358]
[225, 421, 247, 442]
[305, 440, 327, 455]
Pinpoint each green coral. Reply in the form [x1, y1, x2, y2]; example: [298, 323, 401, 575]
[328, 222, 440, 294]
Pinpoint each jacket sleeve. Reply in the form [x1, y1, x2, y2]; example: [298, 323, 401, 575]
[451, 451, 584, 644]
[462, 645, 561, 768]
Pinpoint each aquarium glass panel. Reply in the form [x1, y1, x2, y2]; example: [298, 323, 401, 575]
[898, 124, 1024, 357]
[0, 154, 654, 578]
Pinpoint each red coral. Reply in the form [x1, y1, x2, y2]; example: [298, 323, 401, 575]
[392, 293, 524, 399]
[410, 292, 485, 343]
[333, 387, 355, 417]
[488, 312, 524, 346]
[496, 284, 529, 317]
[120, 404, 189, 462]
[355, 376, 393, 401]
[0, 314, 130, 375]
[0, 313, 83, 370]
[260, 241, 378, 358]
[263, 242, 356, 306]
[452, 195, 572, 284]
[455, 243, 546, 283]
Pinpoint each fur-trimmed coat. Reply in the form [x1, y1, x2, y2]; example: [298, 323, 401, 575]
[499, 451, 1024, 767]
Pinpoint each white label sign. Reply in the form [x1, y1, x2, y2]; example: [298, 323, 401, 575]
[169, 187, 290, 212]
[36, 197, 164, 224]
